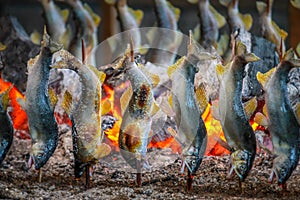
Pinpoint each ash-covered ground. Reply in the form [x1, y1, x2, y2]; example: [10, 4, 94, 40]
[0, 129, 299, 200]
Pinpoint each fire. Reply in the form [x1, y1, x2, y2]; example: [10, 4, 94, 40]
[0, 78, 29, 139]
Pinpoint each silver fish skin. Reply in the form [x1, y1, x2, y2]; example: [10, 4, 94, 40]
[52, 49, 109, 178]
[260, 59, 300, 186]
[25, 31, 62, 170]
[198, 0, 219, 48]
[118, 54, 155, 170]
[217, 41, 259, 181]
[39, 0, 69, 48]
[0, 90, 13, 164]
[63, 0, 98, 65]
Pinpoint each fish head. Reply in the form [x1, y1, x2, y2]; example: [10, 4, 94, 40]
[31, 138, 58, 170]
[272, 154, 298, 185]
[231, 149, 254, 181]
[182, 146, 202, 175]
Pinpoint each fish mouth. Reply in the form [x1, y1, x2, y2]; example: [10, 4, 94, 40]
[230, 149, 254, 181]
[30, 138, 58, 170]
[119, 149, 149, 172]
[181, 155, 202, 175]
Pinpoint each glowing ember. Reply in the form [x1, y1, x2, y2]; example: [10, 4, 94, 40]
[0, 78, 29, 139]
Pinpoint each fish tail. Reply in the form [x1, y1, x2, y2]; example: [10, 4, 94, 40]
[41, 27, 63, 53]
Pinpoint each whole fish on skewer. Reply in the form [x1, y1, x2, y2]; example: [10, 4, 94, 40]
[61, 0, 100, 65]
[114, 43, 160, 186]
[0, 87, 13, 165]
[146, 0, 182, 66]
[187, 0, 226, 52]
[256, 0, 288, 53]
[52, 48, 111, 188]
[219, 0, 253, 32]
[105, 0, 144, 52]
[256, 49, 300, 190]
[166, 32, 214, 190]
[25, 29, 62, 180]
[213, 40, 260, 187]
[37, 0, 72, 48]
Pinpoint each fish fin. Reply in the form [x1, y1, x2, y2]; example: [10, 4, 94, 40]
[48, 88, 58, 109]
[128, 8, 144, 26]
[151, 102, 160, 117]
[87, 64, 106, 84]
[254, 112, 269, 127]
[160, 96, 175, 117]
[271, 21, 288, 40]
[217, 33, 229, 56]
[209, 5, 226, 29]
[95, 143, 111, 158]
[137, 63, 160, 87]
[289, 58, 300, 67]
[291, 0, 300, 9]
[167, 57, 186, 77]
[256, 67, 276, 88]
[167, 126, 178, 138]
[219, 0, 231, 7]
[239, 13, 253, 31]
[192, 23, 201, 42]
[120, 84, 133, 115]
[186, 0, 198, 4]
[256, 1, 267, 15]
[41, 27, 63, 53]
[282, 48, 294, 61]
[0, 86, 12, 111]
[105, 0, 117, 5]
[211, 100, 221, 121]
[187, 32, 216, 60]
[296, 43, 300, 58]
[216, 63, 226, 79]
[0, 42, 6, 51]
[236, 41, 247, 56]
[62, 90, 73, 115]
[167, 1, 181, 22]
[243, 97, 257, 120]
[60, 8, 70, 23]
[244, 53, 260, 63]
[101, 99, 111, 115]
[30, 30, 42, 45]
[214, 137, 232, 152]
[195, 83, 208, 114]
[295, 102, 300, 125]
[84, 3, 101, 27]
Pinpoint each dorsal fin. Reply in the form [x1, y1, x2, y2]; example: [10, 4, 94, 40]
[271, 21, 288, 41]
[128, 7, 144, 26]
[0, 86, 12, 111]
[62, 90, 73, 116]
[167, 1, 181, 22]
[84, 3, 101, 26]
[101, 98, 111, 115]
[120, 84, 133, 115]
[48, 88, 58, 109]
[239, 13, 253, 31]
[254, 112, 269, 127]
[195, 83, 208, 114]
[30, 30, 42, 45]
[167, 56, 186, 77]
[256, 1, 267, 15]
[209, 5, 226, 29]
[137, 63, 160, 87]
[87, 64, 106, 84]
[256, 67, 276, 88]
[60, 8, 70, 23]
[243, 97, 257, 120]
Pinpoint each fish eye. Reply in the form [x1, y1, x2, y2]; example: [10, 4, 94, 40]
[191, 160, 196, 166]
[239, 164, 246, 173]
[194, 67, 199, 73]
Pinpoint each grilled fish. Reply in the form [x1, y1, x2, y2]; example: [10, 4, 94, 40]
[188, 0, 226, 49]
[105, 0, 143, 51]
[291, 0, 300, 9]
[53, 49, 111, 187]
[146, 0, 181, 66]
[38, 0, 72, 48]
[62, 0, 100, 65]
[25, 29, 62, 171]
[256, 0, 288, 53]
[116, 44, 159, 186]
[215, 40, 260, 182]
[0, 87, 13, 165]
[166, 32, 213, 190]
[256, 49, 300, 189]
[219, 0, 253, 31]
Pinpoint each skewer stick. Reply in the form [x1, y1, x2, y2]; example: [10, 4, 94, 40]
[186, 170, 193, 191]
[136, 160, 142, 187]
[85, 165, 90, 189]
[38, 169, 42, 183]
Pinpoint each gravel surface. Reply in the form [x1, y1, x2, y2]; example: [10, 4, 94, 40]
[0, 130, 299, 200]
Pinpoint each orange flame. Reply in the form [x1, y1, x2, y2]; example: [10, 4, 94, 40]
[0, 78, 29, 139]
